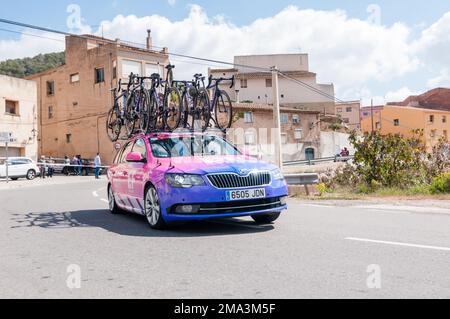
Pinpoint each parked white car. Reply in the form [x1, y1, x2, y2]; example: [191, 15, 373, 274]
[0, 157, 39, 181]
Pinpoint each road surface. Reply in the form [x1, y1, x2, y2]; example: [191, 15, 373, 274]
[0, 177, 449, 298]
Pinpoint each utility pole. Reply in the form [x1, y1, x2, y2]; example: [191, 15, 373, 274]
[370, 98, 374, 133]
[271, 66, 283, 170]
[5, 141, 8, 184]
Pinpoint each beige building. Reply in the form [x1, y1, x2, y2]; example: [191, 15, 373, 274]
[0, 75, 38, 159]
[209, 54, 335, 114]
[228, 103, 321, 161]
[27, 32, 169, 164]
[335, 100, 361, 130]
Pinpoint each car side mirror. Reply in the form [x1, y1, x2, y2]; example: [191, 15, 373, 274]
[126, 152, 146, 163]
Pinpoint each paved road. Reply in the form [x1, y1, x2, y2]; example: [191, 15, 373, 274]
[0, 178, 449, 298]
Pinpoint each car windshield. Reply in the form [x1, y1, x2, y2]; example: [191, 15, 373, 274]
[150, 135, 241, 158]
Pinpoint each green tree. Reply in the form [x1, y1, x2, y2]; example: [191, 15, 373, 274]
[0, 52, 65, 78]
[349, 131, 426, 188]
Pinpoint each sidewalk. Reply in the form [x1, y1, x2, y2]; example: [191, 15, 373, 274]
[0, 176, 106, 191]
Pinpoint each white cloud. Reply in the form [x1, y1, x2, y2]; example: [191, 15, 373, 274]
[96, 5, 420, 89]
[0, 31, 64, 61]
[3, 5, 450, 102]
[426, 68, 450, 88]
[385, 86, 418, 102]
[167, 0, 176, 7]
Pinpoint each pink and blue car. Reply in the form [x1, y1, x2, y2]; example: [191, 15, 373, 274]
[107, 132, 288, 229]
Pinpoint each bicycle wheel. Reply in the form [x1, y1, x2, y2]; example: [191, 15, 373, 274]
[214, 90, 233, 131]
[164, 87, 182, 131]
[148, 93, 165, 132]
[106, 107, 122, 142]
[181, 92, 190, 129]
[124, 92, 136, 137]
[139, 90, 150, 133]
[196, 89, 211, 132]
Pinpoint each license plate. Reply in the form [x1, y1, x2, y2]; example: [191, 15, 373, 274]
[226, 188, 266, 201]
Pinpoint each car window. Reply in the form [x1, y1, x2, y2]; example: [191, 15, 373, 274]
[120, 142, 135, 163]
[132, 139, 147, 159]
[150, 135, 240, 158]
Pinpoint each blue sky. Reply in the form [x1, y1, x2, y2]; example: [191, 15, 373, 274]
[1, 0, 449, 30]
[1, 1, 450, 105]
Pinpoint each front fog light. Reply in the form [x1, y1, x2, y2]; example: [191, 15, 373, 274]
[175, 205, 200, 214]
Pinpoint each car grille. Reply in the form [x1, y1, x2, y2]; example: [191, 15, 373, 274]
[169, 197, 285, 215]
[207, 171, 271, 189]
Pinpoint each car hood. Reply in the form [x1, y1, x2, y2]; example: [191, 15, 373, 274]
[160, 155, 278, 175]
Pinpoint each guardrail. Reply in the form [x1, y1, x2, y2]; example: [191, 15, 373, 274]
[284, 173, 320, 195]
[283, 155, 354, 167]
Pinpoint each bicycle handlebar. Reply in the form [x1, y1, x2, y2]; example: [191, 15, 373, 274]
[206, 75, 235, 90]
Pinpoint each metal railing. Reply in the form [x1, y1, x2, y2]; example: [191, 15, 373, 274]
[283, 155, 354, 167]
[284, 173, 320, 195]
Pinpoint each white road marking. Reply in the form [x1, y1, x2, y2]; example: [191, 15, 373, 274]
[346, 237, 450, 252]
[92, 191, 99, 198]
[353, 205, 450, 214]
[100, 199, 109, 203]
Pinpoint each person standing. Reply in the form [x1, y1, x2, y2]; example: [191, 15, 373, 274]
[39, 156, 46, 179]
[94, 153, 101, 179]
[47, 157, 54, 178]
[72, 155, 78, 176]
[77, 155, 83, 176]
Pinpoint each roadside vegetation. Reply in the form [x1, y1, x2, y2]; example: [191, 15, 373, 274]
[314, 131, 450, 199]
[0, 52, 65, 78]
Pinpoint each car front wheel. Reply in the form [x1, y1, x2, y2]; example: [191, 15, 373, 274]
[26, 170, 36, 180]
[144, 186, 166, 230]
[251, 212, 281, 224]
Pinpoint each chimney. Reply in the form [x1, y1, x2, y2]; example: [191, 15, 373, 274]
[146, 29, 152, 50]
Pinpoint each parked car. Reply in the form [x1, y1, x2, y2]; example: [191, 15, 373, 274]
[0, 157, 39, 180]
[107, 132, 288, 230]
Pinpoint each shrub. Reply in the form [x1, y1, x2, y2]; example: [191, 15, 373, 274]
[430, 173, 450, 194]
[349, 131, 426, 188]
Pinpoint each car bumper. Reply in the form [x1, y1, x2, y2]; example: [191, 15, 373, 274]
[158, 180, 288, 222]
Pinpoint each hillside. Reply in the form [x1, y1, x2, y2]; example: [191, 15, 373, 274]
[0, 52, 65, 78]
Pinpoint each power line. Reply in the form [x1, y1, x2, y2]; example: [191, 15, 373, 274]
[0, 27, 65, 43]
[0, 17, 344, 103]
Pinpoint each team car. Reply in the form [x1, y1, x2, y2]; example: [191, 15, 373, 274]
[107, 132, 288, 229]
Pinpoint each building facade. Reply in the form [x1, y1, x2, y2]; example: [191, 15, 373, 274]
[335, 101, 361, 131]
[228, 103, 321, 162]
[361, 105, 450, 152]
[0, 75, 38, 159]
[209, 54, 335, 114]
[27, 33, 169, 164]
[360, 105, 384, 131]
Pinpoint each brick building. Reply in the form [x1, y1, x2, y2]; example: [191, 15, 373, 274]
[335, 100, 361, 131]
[228, 103, 321, 161]
[209, 54, 335, 115]
[27, 33, 169, 164]
[0, 75, 38, 159]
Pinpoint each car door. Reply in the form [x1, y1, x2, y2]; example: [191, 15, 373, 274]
[126, 138, 148, 214]
[114, 142, 135, 202]
[7, 159, 21, 177]
[0, 159, 5, 177]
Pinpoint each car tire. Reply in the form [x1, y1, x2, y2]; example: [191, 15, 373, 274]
[26, 170, 36, 180]
[144, 185, 167, 230]
[108, 185, 122, 215]
[251, 212, 281, 224]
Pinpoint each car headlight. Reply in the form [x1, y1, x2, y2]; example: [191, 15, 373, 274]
[271, 168, 284, 181]
[166, 174, 205, 188]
